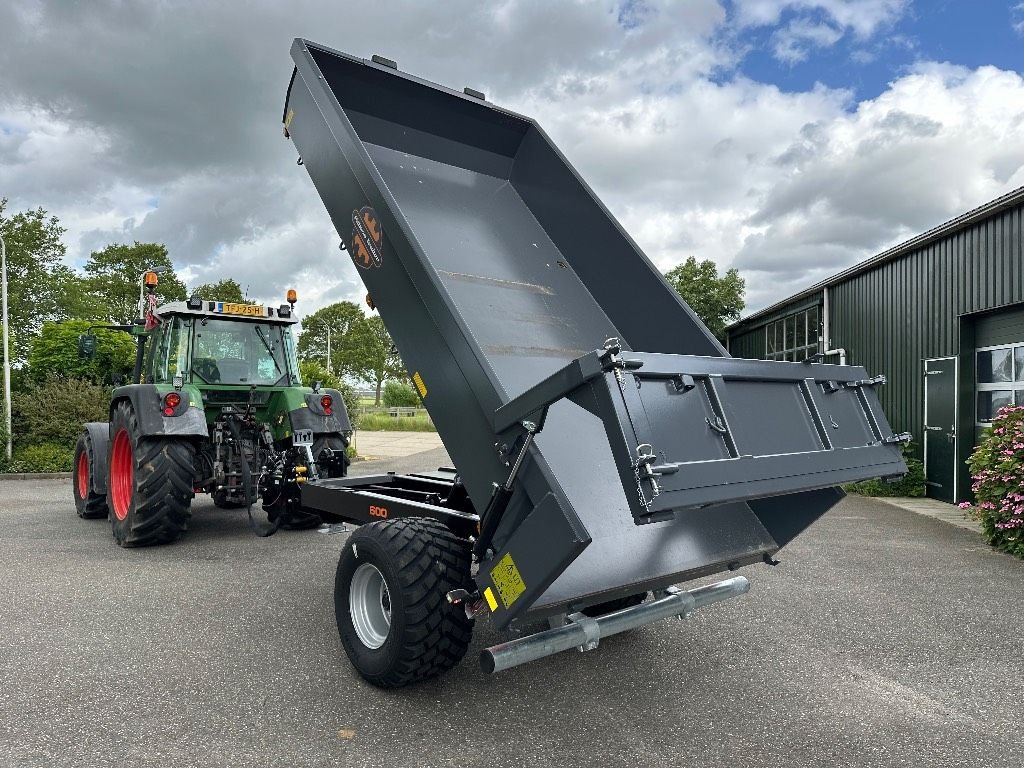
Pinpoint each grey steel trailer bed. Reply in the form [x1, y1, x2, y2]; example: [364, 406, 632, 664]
[282, 40, 908, 684]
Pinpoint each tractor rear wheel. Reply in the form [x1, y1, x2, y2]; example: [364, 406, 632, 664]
[73, 431, 108, 519]
[334, 517, 473, 687]
[108, 401, 195, 547]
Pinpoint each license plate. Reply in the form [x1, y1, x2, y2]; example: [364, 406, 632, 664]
[215, 302, 265, 317]
[293, 429, 314, 447]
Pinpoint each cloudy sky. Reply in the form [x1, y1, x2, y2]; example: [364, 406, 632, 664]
[1, 1, 1023, 318]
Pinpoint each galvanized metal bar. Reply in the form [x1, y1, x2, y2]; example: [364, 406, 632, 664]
[480, 576, 750, 674]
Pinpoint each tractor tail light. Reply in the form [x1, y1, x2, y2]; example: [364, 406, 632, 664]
[320, 394, 333, 415]
[163, 392, 182, 416]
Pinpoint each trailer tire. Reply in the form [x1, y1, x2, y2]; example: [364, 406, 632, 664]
[108, 401, 195, 547]
[335, 517, 473, 688]
[73, 431, 108, 519]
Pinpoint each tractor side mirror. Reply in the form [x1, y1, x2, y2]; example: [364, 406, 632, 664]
[78, 333, 98, 360]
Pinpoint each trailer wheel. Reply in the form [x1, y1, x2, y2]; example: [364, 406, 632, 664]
[73, 431, 108, 519]
[335, 517, 473, 687]
[108, 401, 195, 547]
[582, 592, 647, 617]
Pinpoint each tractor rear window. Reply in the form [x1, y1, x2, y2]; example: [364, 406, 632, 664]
[192, 319, 295, 386]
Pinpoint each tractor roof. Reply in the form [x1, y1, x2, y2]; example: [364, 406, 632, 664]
[154, 300, 299, 324]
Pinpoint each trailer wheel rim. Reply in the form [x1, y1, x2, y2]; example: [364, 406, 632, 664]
[350, 563, 392, 649]
[110, 429, 133, 521]
[76, 451, 89, 500]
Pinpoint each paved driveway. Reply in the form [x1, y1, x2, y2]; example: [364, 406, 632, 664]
[1, 449, 1023, 768]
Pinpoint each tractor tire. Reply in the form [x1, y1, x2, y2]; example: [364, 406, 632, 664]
[335, 517, 473, 688]
[313, 433, 350, 478]
[73, 431, 108, 519]
[107, 400, 195, 547]
[581, 592, 648, 618]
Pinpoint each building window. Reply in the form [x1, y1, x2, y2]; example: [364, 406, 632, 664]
[764, 306, 820, 361]
[976, 343, 1024, 424]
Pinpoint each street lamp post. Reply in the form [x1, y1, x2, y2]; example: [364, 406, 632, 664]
[1, 232, 11, 461]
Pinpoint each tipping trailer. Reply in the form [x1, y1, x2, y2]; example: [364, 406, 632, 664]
[281, 40, 910, 686]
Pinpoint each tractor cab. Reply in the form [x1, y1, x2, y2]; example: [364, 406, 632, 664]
[144, 299, 302, 389]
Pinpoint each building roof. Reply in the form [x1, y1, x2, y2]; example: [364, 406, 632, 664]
[728, 184, 1024, 330]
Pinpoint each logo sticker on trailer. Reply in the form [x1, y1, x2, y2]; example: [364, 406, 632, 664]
[350, 206, 383, 269]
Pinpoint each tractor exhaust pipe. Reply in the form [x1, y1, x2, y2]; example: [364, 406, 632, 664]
[480, 576, 750, 674]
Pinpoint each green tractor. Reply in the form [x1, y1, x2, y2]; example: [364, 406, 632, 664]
[72, 271, 351, 547]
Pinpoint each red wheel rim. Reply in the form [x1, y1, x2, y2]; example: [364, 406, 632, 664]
[110, 429, 133, 521]
[76, 451, 89, 500]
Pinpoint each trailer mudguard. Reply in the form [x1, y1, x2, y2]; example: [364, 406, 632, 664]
[284, 41, 907, 629]
[111, 385, 209, 438]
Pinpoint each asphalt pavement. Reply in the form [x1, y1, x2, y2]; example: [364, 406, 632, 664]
[2, 448, 1023, 768]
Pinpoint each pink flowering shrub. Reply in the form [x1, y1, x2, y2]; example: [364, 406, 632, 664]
[962, 404, 1024, 558]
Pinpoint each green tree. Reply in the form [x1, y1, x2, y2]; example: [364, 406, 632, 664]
[191, 278, 248, 303]
[297, 301, 365, 374]
[348, 315, 405, 405]
[383, 380, 420, 408]
[0, 200, 81, 364]
[81, 242, 187, 325]
[28, 320, 137, 384]
[663, 256, 745, 340]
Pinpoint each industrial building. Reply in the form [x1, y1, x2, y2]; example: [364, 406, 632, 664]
[726, 186, 1024, 503]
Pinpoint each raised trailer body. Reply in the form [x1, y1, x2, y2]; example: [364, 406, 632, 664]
[284, 40, 907, 679]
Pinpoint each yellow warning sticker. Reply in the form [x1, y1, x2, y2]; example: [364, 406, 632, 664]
[284, 109, 295, 129]
[483, 587, 498, 612]
[412, 371, 428, 398]
[489, 552, 526, 609]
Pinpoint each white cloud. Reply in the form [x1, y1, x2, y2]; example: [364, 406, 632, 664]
[733, 0, 909, 37]
[1013, 3, 1024, 35]
[733, 0, 909, 63]
[772, 19, 844, 63]
[0, 0, 1022, 321]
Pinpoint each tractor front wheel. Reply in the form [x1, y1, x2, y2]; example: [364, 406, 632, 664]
[73, 430, 108, 519]
[108, 401, 195, 547]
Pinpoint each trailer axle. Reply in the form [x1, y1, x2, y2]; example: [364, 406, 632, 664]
[480, 576, 750, 674]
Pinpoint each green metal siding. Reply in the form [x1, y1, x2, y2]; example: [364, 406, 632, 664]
[975, 304, 1024, 347]
[829, 204, 1024, 462]
[727, 198, 1024, 502]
